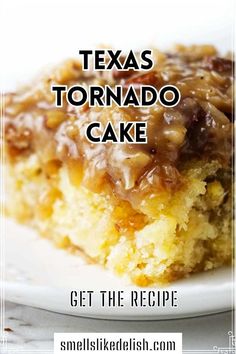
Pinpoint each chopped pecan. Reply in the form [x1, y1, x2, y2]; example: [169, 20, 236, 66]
[123, 72, 158, 88]
[112, 69, 135, 80]
[203, 57, 234, 73]
[112, 55, 135, 80]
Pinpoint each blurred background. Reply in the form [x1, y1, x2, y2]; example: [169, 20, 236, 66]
[1, 0, 234, 90]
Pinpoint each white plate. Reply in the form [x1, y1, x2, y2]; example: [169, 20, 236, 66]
[3, 218, 233, 320]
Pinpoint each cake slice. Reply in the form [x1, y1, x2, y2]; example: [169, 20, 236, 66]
[3, 45, 233, 286]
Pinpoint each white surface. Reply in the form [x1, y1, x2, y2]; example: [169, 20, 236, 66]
[1, 0, 234, 90]
[2, 302, 233, 353]
[3, 218, 233, 320]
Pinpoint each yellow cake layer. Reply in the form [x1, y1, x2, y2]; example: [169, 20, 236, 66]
[6, 154, 231, 286]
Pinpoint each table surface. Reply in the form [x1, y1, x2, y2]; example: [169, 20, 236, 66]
[1, 302, 233, 354]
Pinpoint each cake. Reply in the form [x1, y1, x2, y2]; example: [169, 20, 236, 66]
[3, 45, 233, 286]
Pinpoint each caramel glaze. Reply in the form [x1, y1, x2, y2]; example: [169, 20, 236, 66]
[4, 46, 233, 207]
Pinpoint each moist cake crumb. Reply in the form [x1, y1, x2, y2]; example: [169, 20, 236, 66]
[3, 45, 233, 285]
